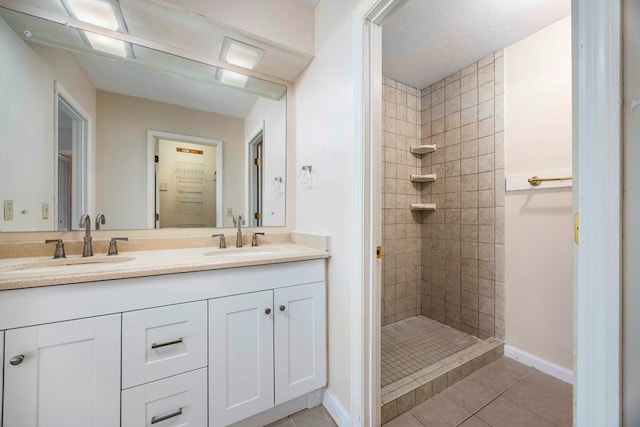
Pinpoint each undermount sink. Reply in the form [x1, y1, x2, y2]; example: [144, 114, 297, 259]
[8, 256, 136, 272]
[203, 246, 287, 259]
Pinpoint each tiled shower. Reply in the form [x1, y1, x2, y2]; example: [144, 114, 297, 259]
[382, 51, 504, 400]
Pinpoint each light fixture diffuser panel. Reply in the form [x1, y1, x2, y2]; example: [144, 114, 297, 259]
[61, 0, 127, 32]
[220, 37, 265, 70]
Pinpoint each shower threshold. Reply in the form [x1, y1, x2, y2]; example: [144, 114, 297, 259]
[380, 316, 504, 424]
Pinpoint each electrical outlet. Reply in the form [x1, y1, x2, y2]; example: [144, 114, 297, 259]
[42, 202, 49, 219]
[4, 199, 14, 220]
[226, 208, 233, 217]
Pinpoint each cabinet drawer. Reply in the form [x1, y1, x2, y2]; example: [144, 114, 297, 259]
[122, 368, 207, 427]
[122, 301, 207, 389]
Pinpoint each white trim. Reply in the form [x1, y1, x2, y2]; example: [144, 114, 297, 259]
[574, 0, 622, 425]
[55, 82, 93, 230]
[505, 345, 574, 385]
[322, 389, 351, 427]
[146, 130, 224, 228]
[353, 1, 404, 426]
[245, 122, 265, 226]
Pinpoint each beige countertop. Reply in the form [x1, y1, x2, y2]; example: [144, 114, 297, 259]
[0, 243, 330, 291]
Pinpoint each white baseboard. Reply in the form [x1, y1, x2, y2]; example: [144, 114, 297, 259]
[505, 345, 574, 385]
[322, 388, 351, 427]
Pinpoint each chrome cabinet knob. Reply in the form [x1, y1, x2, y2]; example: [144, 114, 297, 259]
[279, 305, 286, 311]
[265, 308, 271, 315]
[10, 354, 24, 366]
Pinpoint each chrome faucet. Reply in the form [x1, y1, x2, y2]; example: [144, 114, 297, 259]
[95, 213, 106, 230]
[79, 214, 93, 257]
[236, 214, 245, 247]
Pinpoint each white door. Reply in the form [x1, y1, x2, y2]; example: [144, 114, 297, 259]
[3, 315, 121, 427]
[122, 368, 208, 427]
[209, 291, 274, 427]
[274, 282, 327, 405]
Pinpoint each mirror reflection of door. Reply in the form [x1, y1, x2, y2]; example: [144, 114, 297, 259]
[156, 138, 218, 228]
[56, 92, 88, 231]
[248, 131, 264, 227]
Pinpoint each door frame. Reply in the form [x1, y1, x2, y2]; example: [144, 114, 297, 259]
[54, 82, 92, 231]
[146, 130, 223, 228]
[353, 0, 622, 425]
[246, 122, 265, 227]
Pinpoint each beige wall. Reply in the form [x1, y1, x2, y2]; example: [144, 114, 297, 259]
[0, 17, 54, 231]
[96, 91, 244, 229]
[504, 16, 573, 370]
[623, 0, 640, 423]
[294, 0, 363, 413]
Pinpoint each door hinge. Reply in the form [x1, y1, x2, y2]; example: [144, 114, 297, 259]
[376, 246, 382, 259]
[154, 155, 159, 163]
[574, 212, 579, 244]
[254, 212, 261, 220]
[155, 213, 159, 221]
[254, 158, 261, 166]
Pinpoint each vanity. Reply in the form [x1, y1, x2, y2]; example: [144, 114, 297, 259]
[0, 1, 324, 425]
[0, 239, 329, 426]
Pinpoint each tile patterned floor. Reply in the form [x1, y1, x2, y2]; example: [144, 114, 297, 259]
[381, 316, 481, 387]
[267, 406, 337, 427]
[383, 357, 573, 427]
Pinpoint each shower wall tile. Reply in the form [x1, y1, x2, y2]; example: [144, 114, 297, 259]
[382, 77, 422, 325]
[420, 51, 505, 338]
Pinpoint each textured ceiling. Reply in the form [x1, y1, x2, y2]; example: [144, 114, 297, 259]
[382, 0, 571, 89]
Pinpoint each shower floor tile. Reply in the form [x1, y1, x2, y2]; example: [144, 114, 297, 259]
[381, 316, 481, 387]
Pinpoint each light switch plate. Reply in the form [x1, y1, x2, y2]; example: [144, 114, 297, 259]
[226, 208, 233, 217]
[4, 199, 14, 220]
[42, 202, 49, 219]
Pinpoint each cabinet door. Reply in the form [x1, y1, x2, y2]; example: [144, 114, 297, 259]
[274, 282, 326, 405]
[122, 367, 207, 427]
[209, 291, 274, 427]
[3, 314, 121, 427]
[122, 301, 207, 389]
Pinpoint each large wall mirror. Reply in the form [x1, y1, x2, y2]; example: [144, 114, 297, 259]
[0, 5, 288, 232]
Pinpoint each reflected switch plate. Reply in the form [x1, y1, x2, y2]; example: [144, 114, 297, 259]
[42, 202, 49, 219]
[4, 199, 14, 220]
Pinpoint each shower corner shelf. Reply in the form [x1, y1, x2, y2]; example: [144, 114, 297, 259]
[410, 203, 437, 211]
[410, 173, 437, 183]
[410, 144, 436, 155]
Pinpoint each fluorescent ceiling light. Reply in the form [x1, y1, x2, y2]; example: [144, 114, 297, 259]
[220, 38, 265, 70]
[219, 69, 249, 88]
[61, 0, 125, 31]
[84, 32, 128, 57]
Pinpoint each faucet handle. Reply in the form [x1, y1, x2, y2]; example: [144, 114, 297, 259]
[251, 232, 265, 247]
[212, 233, 227, 249]
[108, 237, 128, 256]
[45, 239, 66, 259]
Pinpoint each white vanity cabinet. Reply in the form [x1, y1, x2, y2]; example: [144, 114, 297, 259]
[209, 282, 326, 427]
[2, 314, 121, 427]
[0, 258, 327, 427]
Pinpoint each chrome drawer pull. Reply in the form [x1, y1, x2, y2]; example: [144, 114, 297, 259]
[151, 338, 183, 349]
[151, 407, 183, 424]
[10, 354, 24, 366]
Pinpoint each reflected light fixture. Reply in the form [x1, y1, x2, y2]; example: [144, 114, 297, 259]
[60, 0, 133, 58]
[220, 37, 265, 70]
[84, 32, 128, 57]
[218, 69, 249, 88]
